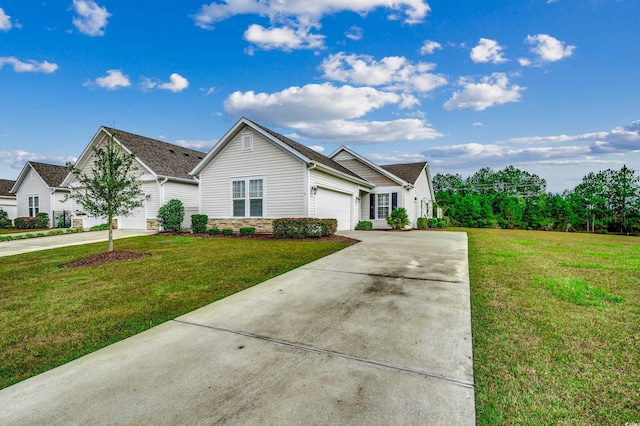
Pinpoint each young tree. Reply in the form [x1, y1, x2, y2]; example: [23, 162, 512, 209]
[67, 133, 143, 252]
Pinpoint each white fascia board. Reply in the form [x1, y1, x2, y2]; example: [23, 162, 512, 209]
[9, 162, 33, 193]
[190, 117, 310, 176]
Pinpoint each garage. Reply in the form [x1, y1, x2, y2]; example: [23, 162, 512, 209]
[118, 204, 147, 230]
[316, 188, 352, 231]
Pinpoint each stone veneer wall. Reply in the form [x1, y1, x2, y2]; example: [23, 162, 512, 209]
[146, 218, 159, 231]
[72, 218, 83, 229]
[207, 218, 273, 233]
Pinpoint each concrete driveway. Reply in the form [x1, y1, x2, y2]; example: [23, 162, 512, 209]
[0, 229, 156, 257]
[0, 230, 475, 425]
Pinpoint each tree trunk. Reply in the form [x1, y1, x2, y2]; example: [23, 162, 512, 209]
[108, 214, 114, 252]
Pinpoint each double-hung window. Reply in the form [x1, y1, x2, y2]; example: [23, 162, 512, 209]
[370, 192, 398, 220]
[232, 178, 264, 217]
[377, 193, 390, 219]
[28, 196, 39, 217]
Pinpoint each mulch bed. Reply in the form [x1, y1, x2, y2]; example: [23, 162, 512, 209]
[60, 233, 359, 268]
[60, 250, 151, 268]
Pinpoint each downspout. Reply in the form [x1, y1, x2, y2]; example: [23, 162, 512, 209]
[50, 187, 56, 228]
[307, 162, 317, 218]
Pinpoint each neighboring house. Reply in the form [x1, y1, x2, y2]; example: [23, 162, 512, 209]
[330, 146, 435, 228]
[62, 127, 205, 230]
[10, 162, 72, 227]
[191, 117, 374, 231]
[190, 117, 435, 231]
[0, 179, 17, 219]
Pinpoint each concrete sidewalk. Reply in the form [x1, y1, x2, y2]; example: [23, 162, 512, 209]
[0, 229, 156, 257]
[0, 230, 475, 425]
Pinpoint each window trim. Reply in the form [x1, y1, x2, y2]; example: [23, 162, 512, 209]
[370, 191, 399, 220]
[231, 176, 265, 217]
[28, 195, 40, 217]
[377, 193, 390, 220]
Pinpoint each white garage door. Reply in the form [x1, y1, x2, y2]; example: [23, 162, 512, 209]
[316, 188, 352, 231]
[118, 204, 147, 230]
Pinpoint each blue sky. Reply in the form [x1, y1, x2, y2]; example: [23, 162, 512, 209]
[1, 0, 638, 193]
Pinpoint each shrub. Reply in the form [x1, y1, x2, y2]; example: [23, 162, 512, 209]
[272, 218, 337, 239]
[14, 216, 49, 229]
[239, 227, 255, 236]
[158, 199, 185, 232]
[427, 218, 438, 228]
[0, 219, 12, 229]
[386, 208, 410, 230]
[191, 214, 208, 234]
[0, 208, 8, 221]
[90, 223, 109, 231]
[207, 228, 220, 235]
[436, 219, 447, 228]
[36, 212, 49, 221]
[416, 217, 428, 229]
[222, 228, 233, 236]
[355, 220, 373, 230]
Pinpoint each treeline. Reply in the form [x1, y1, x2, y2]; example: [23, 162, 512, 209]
[434, 165, 640, 233]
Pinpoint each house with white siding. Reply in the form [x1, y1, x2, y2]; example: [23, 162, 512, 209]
[10, 162, 72, 227]
[0, 179, 17, 220]
[62, 127, 205, 230]
[191, 118, 375, 231]
[330, 146, 435, 228]
[191, 118, 435, 231]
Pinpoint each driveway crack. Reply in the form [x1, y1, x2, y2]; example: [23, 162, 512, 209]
[172, 319, 474, 389]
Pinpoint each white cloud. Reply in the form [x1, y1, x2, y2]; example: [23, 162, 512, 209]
[443, 73, 524, 111]
[507, 120, 640, 153]
[223, 82, 441, 143]
[472, 122, 486, 127]
[86, 69, 131, 89]
[192, 0, 431, 29]
[320, 52, 447, 94]
[72, 0, 110, 36]
[200, 87, 216, 95]
[0, 8, 13, 31]
[518, 58, 532, 67]
[159, 73, 189, 92]
[141, 73, 190, 92]
[525, 34, 575, 63]
[0, 57, 58, 73]
[244, 23, 325, 50]
[0, 150, 76, 170]
[173, 139, 216, 151]
[309, 145, 325, 153]
[420, 40, 442, 55]
[470, 38, 507, 64]
[345, 25, 363, 41]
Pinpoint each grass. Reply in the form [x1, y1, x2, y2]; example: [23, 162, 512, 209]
[0, 235, 352, 390]
[466, 229, 639, 424]
[0, 228, 49, 235]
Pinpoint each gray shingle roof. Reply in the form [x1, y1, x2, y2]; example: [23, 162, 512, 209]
[249, 120, 366, 181]
[0, 179, 15, 196]
[380, 162, 427, 185]
[104, 127, 206, 181]
[29, 162, 70, 188]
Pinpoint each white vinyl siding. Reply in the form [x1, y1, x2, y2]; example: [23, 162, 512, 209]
[332, 151, 398, 187]
[198, 129, 304, 218]
[15, 168, 50, 218]
[162, 181, 199, 215]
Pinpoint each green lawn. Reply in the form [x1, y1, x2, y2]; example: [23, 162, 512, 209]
[0, 235, 352, 390]
[0, 228, 50, 235]
[467, 229, 639, 424]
